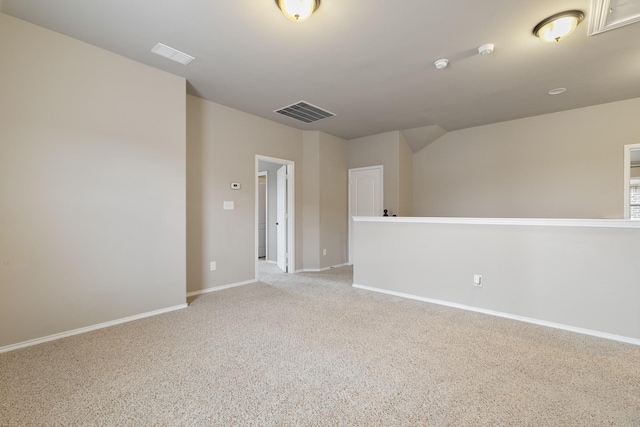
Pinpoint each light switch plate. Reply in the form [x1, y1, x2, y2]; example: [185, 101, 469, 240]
[473, 274, 482, 287]
[223, 201, 234, 210]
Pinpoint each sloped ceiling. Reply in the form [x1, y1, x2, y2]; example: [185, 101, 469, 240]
[401, 126, 448, 153]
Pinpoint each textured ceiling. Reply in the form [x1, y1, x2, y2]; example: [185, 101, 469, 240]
[3, 0, 640, 143]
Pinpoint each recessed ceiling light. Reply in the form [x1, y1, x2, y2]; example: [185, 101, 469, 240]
[434, 59, 449, 69]
[548, 87, 567, 95]
[151, 43, 195, 65]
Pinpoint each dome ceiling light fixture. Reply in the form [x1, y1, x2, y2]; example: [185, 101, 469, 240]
[275, 0, 320, 22]
[533, 10, 585, 42]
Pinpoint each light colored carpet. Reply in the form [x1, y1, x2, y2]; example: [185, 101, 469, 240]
[1, 261, 639, 426]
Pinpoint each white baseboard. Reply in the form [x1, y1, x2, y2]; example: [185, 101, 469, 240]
[353, 284, 640, 346]
[186, 279, 256, 297]
[298, 263, 351, 273]
[0, 304, 188, 354]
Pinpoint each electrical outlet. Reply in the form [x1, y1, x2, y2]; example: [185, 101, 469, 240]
[323, 249, 326, 256]
[210, 261, 217, 271]
[473, 274, 482, 287]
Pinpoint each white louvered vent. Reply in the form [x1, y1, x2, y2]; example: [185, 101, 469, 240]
[274, 101, 336, 124]
[151, 43, 195, 65]
[589, 0, 640, 35]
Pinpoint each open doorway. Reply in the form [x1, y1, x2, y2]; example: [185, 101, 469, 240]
[624, 143, 640, 220]
[256, 155, 295, 278]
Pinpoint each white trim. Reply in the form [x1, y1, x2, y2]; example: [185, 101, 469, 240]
[257, 171, 268, 260]
[297, 263, 350, 273]
[256, 155, 295, 278]
[0, 304, 188, 354]
[624, 143, 640, 220]
[353, 216, 640, 228]
[186, 279, 256, 297]
[353, 284, 640, 346]
[588, 0, 640, 36]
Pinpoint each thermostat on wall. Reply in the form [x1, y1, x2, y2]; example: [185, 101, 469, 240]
[230, 183, 241, 190]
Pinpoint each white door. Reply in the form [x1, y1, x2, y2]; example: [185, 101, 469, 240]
[276, 165, 288, 272]
[348, 166, 383, 264]
[258, 173, 267, 258]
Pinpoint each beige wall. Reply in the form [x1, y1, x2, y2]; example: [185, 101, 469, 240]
[303, 132, 321, 269]
[299, 131, 349, 271]
[187, 95, 305, 291]
[318, 132, 348, 268]
[347, 131, 400, 216]
[0, 14, 187, 348]
[188, 100, 348, 284]
[398, 132, 413, 216]
[353, 218, 640, 341]
[413, 97, 640, 219]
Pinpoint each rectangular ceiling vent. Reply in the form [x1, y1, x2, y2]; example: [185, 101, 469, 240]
[274, 101, 336, 124]
[151, 43, 195, 65]
[589, 0, 640, 35]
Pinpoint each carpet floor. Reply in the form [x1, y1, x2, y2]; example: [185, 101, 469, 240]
[1, 262, 639, 426]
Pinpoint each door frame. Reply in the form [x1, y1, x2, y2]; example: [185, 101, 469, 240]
[348, 165, 383, 264]
[276, 165, 288, 272]
[256, 155, 295, 278]
[624, 143, 640, 219]
[257, 171, 268, 259]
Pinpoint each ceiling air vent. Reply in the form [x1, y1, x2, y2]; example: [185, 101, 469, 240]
[589, 0, 640, 35]
[151, 43, 195, 65]
[274, 101, 336, 124]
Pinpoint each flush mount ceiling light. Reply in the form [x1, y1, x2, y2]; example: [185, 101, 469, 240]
[275, 0, 320, 22]
[533, 10, 585, 42]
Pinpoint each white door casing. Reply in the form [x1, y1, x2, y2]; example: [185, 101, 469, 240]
[348, 166, 383, 264]
[255, 155, 295, 279]
[624, 143, 640, 219]
[258, 172, 267, 258]
[276, 165, 288, 272]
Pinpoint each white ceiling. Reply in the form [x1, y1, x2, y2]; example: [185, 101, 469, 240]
[3, 0, 640, 143]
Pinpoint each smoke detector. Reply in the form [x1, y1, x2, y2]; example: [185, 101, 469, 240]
[478, 43, 495, 55]
[434, 59, 449, 69]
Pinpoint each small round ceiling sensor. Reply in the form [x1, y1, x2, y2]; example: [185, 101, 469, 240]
[434, 59, 449, 69]
[548, 87, 567, 95]
[478, 43, 495, 55]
